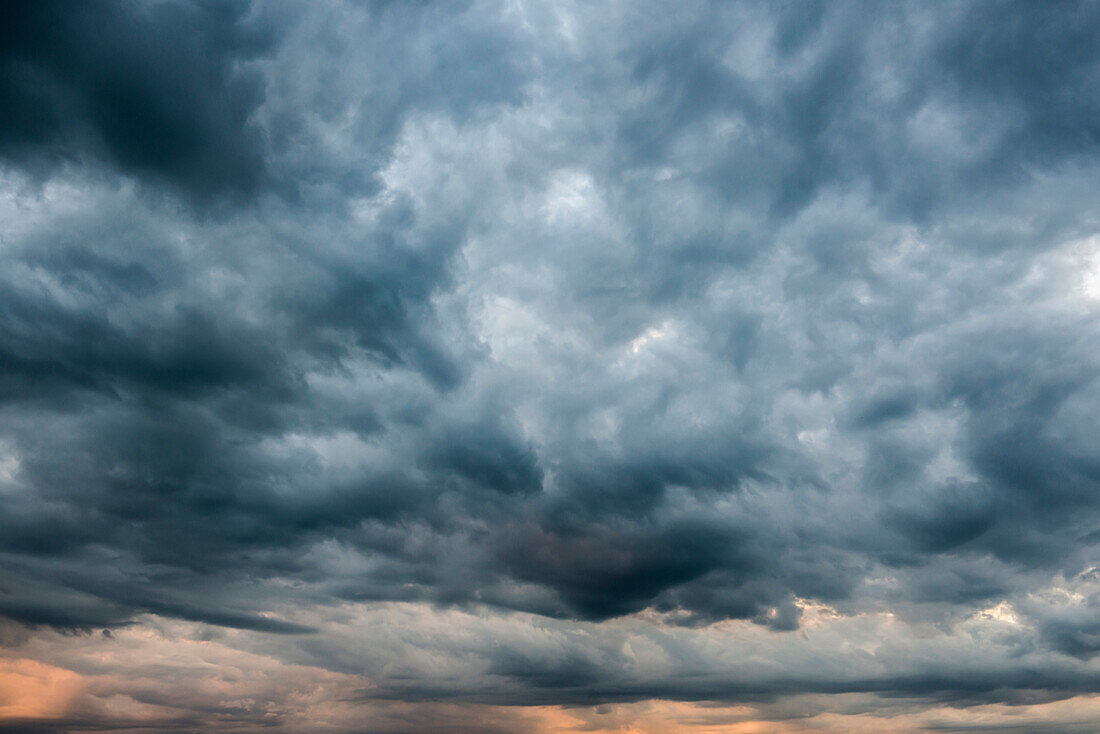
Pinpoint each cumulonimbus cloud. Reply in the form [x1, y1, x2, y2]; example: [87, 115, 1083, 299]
[1, 1, 1099, 731]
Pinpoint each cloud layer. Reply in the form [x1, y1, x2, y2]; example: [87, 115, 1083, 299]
[1, 1, 1099, 731]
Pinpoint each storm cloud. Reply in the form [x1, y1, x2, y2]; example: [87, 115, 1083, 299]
[1, 1, 1099, 732]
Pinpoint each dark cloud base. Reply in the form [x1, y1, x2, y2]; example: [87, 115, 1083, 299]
[1, 0, 1099, 728]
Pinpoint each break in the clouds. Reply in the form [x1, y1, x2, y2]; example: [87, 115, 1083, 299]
[1, 1, 1099, 732]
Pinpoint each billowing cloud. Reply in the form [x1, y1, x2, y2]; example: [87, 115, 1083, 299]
[1, 0, 1099, 731]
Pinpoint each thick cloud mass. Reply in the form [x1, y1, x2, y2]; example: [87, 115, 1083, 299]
[0, 0, 271, 199]
[1, 1, 1099, 731]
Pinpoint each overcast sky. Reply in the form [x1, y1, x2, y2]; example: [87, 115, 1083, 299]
[1, 1, 1099, 732]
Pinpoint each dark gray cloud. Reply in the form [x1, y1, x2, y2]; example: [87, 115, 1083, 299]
[1, 0, 1099, 729]
[0, 0, 272, 201]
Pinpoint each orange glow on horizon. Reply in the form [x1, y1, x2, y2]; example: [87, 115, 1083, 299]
[2, 621, 1099, 733]
[0, 657, 83, 720]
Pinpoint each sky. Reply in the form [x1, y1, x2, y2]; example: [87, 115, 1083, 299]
[0, 1, 1099, 732]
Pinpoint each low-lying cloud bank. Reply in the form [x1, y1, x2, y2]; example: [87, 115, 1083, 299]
[1, 0, 1099, 731]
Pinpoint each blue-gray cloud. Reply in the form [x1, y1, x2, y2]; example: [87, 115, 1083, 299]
[0, 0, 1099, 728]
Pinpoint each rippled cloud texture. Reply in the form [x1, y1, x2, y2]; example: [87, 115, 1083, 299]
[1, 1, 1099, 732]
